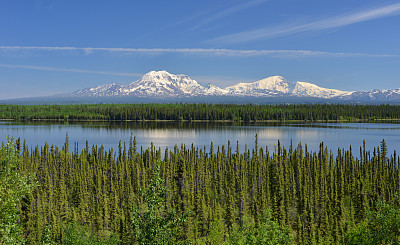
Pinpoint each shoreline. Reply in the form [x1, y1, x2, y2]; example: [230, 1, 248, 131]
[1, 118, 400, 123]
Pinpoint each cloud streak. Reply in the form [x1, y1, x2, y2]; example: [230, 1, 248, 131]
[0, 63, 142, 77]
[211, 2, 400, 43]
[0, 46, 395, 58]
[189, 0, 268, 30]
[164, 0, 268, 31]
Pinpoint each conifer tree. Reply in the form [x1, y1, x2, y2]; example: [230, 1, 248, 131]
[131, 161, 187, 244]
[0, 138, 36, 244]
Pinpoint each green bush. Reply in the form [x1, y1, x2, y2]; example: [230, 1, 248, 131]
[227, 210, 294, 245]
[0, 138, 36, 244]
[345, 194, 400, 245]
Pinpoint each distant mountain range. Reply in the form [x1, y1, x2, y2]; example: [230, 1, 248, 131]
[66, 70, 400, 102]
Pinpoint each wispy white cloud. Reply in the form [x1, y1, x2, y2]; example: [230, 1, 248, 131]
[211, 2, 400, 43]
[135, 0, 269, 40]
[0, 63, 142, 77]
[164, 0, 268, 30]
[164, 2, 232, 29]
[190, 0, 268, 31]
[0, 46, 395, 58]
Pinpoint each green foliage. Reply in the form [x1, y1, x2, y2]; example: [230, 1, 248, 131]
[131, 161, 188, 244]
[61, 222, 119, 245]
[1, 104, 400, 122]
[40, 225, 57, 245]
[345, 221, 373, 245]
[0, 138, 36, 244]
[207, 216, 225, 244]
[246, 211, 294, 245]
[227, 211, 294, 245]
[3, 135, 400, 244]
[346, 194, 400, 245]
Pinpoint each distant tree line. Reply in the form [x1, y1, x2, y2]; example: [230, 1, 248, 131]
[1, 136, 400, 244]
[1, 103, 400, 121]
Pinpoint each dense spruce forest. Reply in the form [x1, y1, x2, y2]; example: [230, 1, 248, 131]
[2, 135, 400, 244]
[1, 104, 400, 121]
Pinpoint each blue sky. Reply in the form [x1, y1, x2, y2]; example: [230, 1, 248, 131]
[1, 0, 400, 99]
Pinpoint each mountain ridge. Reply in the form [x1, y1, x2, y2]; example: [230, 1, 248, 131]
[68, 70, 400, 101]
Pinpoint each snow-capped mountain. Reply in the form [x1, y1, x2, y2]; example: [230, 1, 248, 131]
[203, 83, 229, 96]
[340, 88, 400, 101]
[124, 71, 206, 96]
[72, 71, 226, 97]
[225, 76, 352, 99]
[226, 76, 294, 97]
[69, 70, 400, 101]
[292, 81, 353, 99]
[74, 83, 124, 96]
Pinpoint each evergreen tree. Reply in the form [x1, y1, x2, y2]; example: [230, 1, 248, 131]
[0, 138, 36, 244]
[131, 161, 187, 244]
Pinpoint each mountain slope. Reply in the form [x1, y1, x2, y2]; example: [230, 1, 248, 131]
[225, 75, 352, 99]
[341, 88, 400, 101]
[73, 71, 227, 97]
[73, 83, 124, 97]
[292, 82, 352, 99]
[69, 70, 400, 102]
[226, 76, 294, 96]
[124, 71, 205, 96]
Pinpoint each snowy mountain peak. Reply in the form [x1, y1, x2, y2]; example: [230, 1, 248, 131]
[226, 76, 292, 92]
[292, 81, 352, 99]
[69, 71, 400, 101]
[253, 76, 294, 92]
[122, 70, 207, 97]
[141, 70, 178, 81]
[138, 70, 195, 84]
[147, 70, 170, 75]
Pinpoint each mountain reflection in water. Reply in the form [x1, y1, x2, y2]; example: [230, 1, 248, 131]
[1, 121, 399, 154]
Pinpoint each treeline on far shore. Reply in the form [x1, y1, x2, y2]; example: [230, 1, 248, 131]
[0, 103, 400, 122]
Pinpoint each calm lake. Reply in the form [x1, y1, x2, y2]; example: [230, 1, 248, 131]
[1, 121, 400, 154]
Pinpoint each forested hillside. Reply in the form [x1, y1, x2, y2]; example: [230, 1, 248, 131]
[1, 136, 400, 244]
[1, 104, 400, 121]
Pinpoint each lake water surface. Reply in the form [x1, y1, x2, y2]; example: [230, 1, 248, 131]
[1, 121, 399, 154]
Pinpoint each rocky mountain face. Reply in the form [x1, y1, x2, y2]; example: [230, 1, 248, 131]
[70, 70, 400, 101]
[224, 76, 353, 99]
[72, 71, 225, 97]
[342, 88, 400, 101]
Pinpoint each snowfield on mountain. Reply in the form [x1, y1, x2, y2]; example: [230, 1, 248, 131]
[69, 70, 400, 101]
